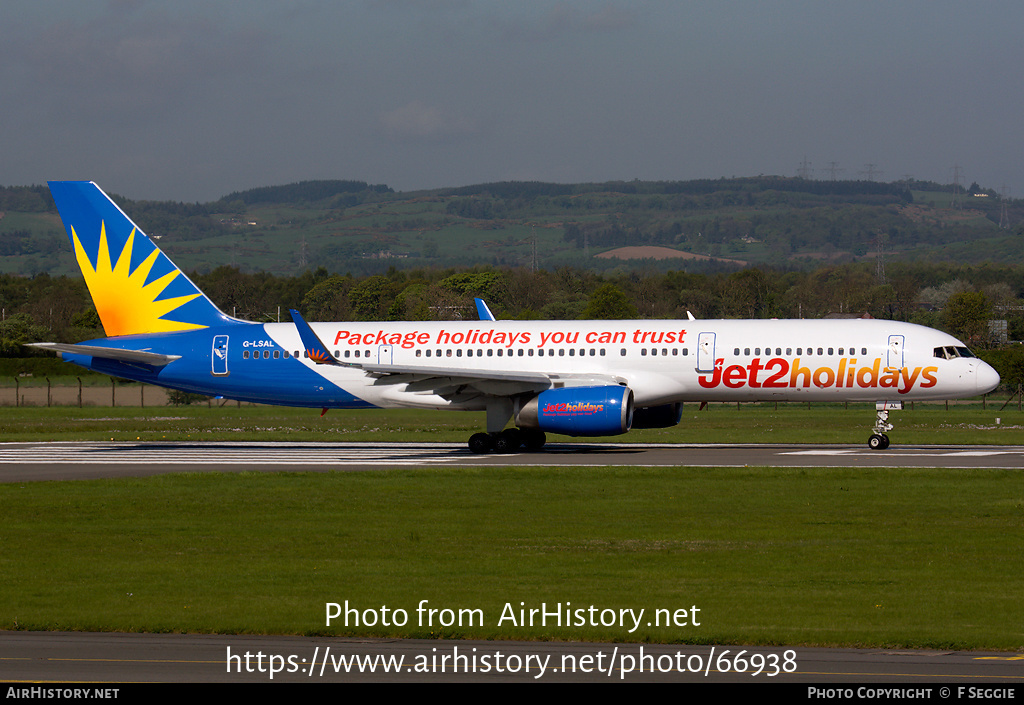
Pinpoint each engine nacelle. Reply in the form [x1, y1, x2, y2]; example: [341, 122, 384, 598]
[631, 402, 683, 429]
[515, 386, 634, 437]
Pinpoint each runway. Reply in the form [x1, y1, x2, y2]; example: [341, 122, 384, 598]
[2, 631, 1023, 683]
[1, 441, 1024, 482]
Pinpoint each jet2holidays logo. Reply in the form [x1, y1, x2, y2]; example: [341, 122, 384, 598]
[697, 356, 938, 394]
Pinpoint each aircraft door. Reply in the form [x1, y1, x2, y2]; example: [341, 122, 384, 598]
[212, 335, 229, 376]
[697, 332, 716, 373]
[887, 334, 905, 370]
[378, 344, 393, 365]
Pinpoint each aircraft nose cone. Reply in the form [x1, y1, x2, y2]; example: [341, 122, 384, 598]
[976, 361, 1000, 394]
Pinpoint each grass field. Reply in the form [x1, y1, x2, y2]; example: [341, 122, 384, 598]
[1, 467, 1022, 649]
[1, 403, 1022, 650]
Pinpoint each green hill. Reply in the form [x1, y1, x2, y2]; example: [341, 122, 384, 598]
[1, 177, 1020, 278]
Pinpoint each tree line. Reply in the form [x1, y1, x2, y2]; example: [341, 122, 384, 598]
[0, 259, 1021, 346]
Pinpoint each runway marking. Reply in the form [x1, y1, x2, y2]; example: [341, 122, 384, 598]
[781, 449, 1022, 457]
[0, 442, 469, 466]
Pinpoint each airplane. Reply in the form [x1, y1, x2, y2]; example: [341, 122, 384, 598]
[33, 181, 1000, 453]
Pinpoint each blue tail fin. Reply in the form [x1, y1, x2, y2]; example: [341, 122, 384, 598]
[48, 181, 236, 337]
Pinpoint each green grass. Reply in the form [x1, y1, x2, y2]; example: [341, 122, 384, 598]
[1, 467, 1022, 649]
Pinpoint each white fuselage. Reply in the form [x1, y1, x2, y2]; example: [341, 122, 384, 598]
[253, 317, 998, 411]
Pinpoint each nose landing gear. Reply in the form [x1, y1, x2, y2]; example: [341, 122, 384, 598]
[868, 402, 901, 450]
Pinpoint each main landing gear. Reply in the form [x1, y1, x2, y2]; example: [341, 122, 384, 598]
[468, 399, 547, 453]
[468, 428, 546, 454]
[867, 402, 901, 450]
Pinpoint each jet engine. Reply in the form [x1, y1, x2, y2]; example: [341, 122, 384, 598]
[515, 386, 634, 436]
[631, 402, 683, 429]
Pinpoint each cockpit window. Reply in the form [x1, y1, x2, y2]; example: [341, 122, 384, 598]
[934, 346, 978, 360]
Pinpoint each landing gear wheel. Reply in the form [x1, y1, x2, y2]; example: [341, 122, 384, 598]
[493, 428, 523, 453]
[521, 429, 546, 451]
[868, 404, 897, 450]
[868, 433, 890, 450]
[468, 432, 494, 454]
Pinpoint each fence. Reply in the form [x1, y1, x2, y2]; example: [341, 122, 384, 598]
[3, 378, 169, 407]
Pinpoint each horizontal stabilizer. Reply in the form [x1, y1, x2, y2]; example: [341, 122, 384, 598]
[27, 342, 181, 366]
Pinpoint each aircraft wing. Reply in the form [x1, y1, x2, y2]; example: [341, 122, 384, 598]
[341, 360, 626, 397]
[27, 343, 181, 366]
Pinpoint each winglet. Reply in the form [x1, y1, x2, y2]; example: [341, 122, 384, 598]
[475, 298, 496, 321]
[289, 309, 340, 365]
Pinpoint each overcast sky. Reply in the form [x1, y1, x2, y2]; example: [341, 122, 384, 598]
[2, 0, 1021, 202]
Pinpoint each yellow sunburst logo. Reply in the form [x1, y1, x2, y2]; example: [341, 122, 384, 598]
[72, 222, 206, 337]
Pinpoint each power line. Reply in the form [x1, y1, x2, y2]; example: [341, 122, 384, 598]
[797, 157, 813, 179]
